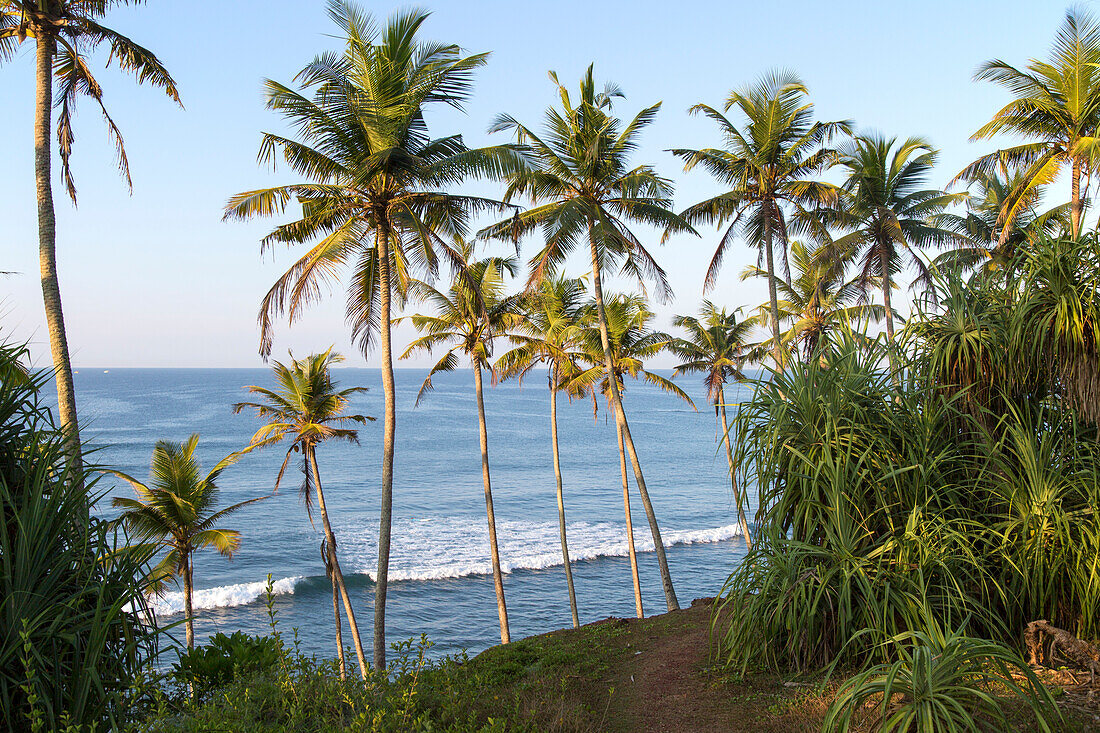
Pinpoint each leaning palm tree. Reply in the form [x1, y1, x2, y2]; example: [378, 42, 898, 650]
[956, 7, 1100, 238]
[0, 1, 180, 471]
[109, 436, 262, 649]
[742, 239, 886, 360]
[570, 293, 695, 618]
[936, 166, 1070, 279]
[830, 135, 963, 364]
[482, 65, 695, 612]
[400, 245, 524, 644]
[223, 1, 514, 670]
[669, 71, 850, 367]
[667, 302, 757, 547]
[233, 350, 374, 678]
[495, 276, 590, 628]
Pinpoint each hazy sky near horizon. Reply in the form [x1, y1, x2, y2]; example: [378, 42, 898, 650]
[0, 0, 1086, 368]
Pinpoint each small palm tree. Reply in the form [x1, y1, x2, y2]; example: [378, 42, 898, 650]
[224, 1, 514, 670]
[667, 302, 757, 547]
[936, 166, 1070, 279]
[670, 71, 850, 366]
[109, 436, 262, 649]
[571, 293, 695, 617]
[233, 350, 374, 679]
[956, 8, 1100, 238]
[742, 239, 885, 360]
[0, 0, 180, 470]
[496, 276, 590, 628]
[830, 135, 962, 366]
[400, 245, 524, 644]
[483, 65, 694, 612]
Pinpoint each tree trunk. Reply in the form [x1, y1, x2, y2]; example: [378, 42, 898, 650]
[373, 225, 397, 671]
[326, 539, 347, 679]
[182, 548, 195, 649]
[1071, 155, 1083, 239]
[880, 246, 899, 384]
[718, 387, 751, 549]
[763, 205, 784, 369]
[616, 412, 644, 618]
[473, 361, 510, 644]
[550, 377, 580, 629]
[34, 33, 83, 482]
[588, 235, 679, 612]
[308, 447, 369, 679]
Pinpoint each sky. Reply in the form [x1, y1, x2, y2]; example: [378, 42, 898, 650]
[0, 0, 1086, 368]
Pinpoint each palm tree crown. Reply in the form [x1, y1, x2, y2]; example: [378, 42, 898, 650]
[667, 301, 756, 404]
[670, 70, 850, 363]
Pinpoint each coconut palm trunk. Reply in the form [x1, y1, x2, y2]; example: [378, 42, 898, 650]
[763, 209, 784, 368]
[615, 416, 644, 618]
[1072, 156, 1083, 238]
[181, 547, 195, 649]
[34, 34, 82, 478]
[307, 446, 369, 679]
[329, 555, 347, 679]
[588, 236, 679, 612]
[717, 386, 751, 549]
[374, 225, 397, 671]
[472, 361, 510, 643]
[549, 375, 580, 628]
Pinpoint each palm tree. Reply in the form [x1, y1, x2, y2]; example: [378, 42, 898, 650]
[109, 435, 262, 649]
[936, 166, 1070, 279]
[741, 239, 885, 360]
[571, 293, 695, 618]
[669, 71, 850, 367]
[400, 244, 524, 644]
[233, 350, 374, 678]
[830, 135, 963, 363]
[223, 1, 514, 670]
[496, 276, 590, 628]
[0, 1, 180, 471]
[956, 7, 1100, 238]
[667, 302, 757, 547]
[482, 65, 695, 612]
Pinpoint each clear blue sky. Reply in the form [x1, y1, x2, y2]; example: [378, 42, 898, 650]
[0, 0, 1084, 367]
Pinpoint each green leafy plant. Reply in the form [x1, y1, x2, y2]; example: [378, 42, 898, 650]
[172, 632, 283, 700]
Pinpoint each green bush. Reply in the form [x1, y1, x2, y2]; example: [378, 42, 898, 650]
[172, 632, 282, 699]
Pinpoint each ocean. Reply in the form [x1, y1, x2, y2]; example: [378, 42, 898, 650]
[75, 366, 755, 661]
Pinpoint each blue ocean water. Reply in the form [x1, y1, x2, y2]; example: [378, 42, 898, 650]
[75, 367, 755, 660]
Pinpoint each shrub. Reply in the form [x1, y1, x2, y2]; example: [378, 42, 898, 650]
[172, 632, 282, 699]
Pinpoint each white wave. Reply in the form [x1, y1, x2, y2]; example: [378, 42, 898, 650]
[338, 517, 744, 583]
[151, 575, 304, 617]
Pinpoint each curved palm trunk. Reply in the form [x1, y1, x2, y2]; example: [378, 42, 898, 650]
[1071, 155, 1083, 238]
[718, 386, 751, 549]
[473, 361, 510, 643]
[588, 236, 679, 612]
[763, 206, 784, 369]
[181, 548, 195, 649]
[308, 447, 369, 679]
[34, 34, 83, 481]
[373, 225, 397, 671]
[549, 377, 579, 628]
[880, 246, 899, 384]
[616, 413, 644, 618]
[325, 540, 347, 679]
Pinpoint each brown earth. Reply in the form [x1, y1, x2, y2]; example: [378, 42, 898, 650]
[466, 598, 1100, 732]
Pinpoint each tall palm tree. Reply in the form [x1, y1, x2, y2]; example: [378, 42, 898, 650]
[496, 276, 590, 628]
[0, 1, 180, 471]
[223, 1, 514, 670]
[667, 302, 757, 547]
[400, 244, 524, 644]
[571, 293, 695, 618]
[482, 65, 695, 612]
[830, 135, 963, 363]
[233, 350, 374, 678]
[957, 7, 1100, 238]
[109, 435, 262, 649]
[669, 71, 850, 367]
[936, 166, 1070, 278]
[741, 239, 885, 360]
